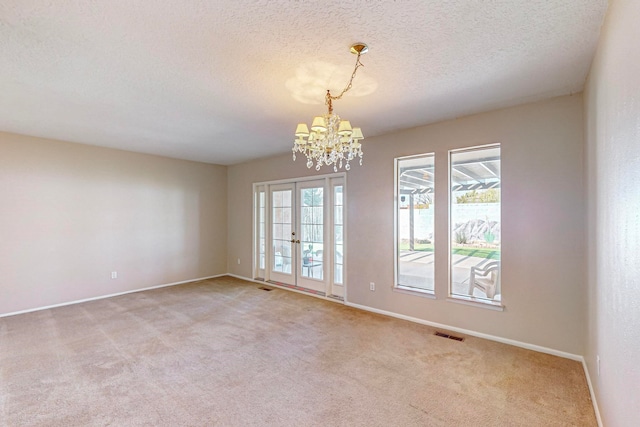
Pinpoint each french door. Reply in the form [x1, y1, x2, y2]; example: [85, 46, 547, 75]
[268, 182, 295, 284]
[254, 175, 345, 298]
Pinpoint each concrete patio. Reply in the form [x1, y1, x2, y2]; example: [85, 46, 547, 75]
[398, 250, 499, 298]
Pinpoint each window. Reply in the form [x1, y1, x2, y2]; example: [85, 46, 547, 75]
[395, 153, 435, 293]
[449, 145, 501, 304]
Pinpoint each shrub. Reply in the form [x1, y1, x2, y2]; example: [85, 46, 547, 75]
[455, 231, 468, 244]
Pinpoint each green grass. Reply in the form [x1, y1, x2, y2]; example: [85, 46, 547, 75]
[452, 247, 500, 260]
[400, 243, 500, 260]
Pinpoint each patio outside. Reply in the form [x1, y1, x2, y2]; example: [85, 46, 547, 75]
[398, 146, 501, 302]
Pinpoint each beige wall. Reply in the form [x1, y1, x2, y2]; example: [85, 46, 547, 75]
[0, 132, 228, 315]
[584, 0, 640, 425]
[226, 154, 331, 274]
[228, 94, 586, 355]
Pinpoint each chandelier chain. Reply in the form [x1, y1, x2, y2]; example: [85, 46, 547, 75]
[325, 53, 364, 113]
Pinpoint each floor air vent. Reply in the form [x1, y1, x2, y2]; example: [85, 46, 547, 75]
[435, 331, 465, 342]
[258, 286, 274, 291]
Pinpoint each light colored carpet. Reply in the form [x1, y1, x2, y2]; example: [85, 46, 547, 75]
[0, 276, 596, 426]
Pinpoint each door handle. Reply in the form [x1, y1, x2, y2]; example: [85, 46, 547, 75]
[290, 239, 300, 244]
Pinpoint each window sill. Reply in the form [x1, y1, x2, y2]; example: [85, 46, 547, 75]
[446, 296, 504, 311]
[394, 285, 436, 299]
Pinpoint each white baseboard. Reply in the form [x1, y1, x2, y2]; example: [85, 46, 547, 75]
[228, 274, 582, 361]
[227, 274, 345, 304]
[0, 274, 226, 318]
[345, 300, 601, 424]
[343, 301, 583, 362]
[581, 357, 603, 427]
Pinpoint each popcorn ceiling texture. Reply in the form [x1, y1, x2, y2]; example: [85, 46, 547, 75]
[0, 0, 607, 164]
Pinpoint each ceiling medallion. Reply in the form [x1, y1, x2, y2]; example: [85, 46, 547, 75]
[292, 43, 368, 172]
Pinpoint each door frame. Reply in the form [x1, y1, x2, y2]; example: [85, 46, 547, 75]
[252, 173, 347, 300]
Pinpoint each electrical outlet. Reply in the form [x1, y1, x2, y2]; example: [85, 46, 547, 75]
[237, 258, 241, 265]
[370, 282, 375, 291]
[597, 355, 600, 376]
[111, 271, 118, 279]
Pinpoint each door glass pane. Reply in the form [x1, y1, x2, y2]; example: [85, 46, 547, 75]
[450, 145, 501, 303]
[334, 185, 344, 284]
[272, 189, 292, 274]
[300, 187, 323, 279]
[396, 154, 435, 292]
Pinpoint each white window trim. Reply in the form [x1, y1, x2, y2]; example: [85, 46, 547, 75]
[447, 143, 502, 308]
[394, 153, 436, 295]
[446, 296, 504, 311]
[393, 286, 437, 299]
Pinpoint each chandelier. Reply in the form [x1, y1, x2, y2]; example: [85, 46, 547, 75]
[292, 43, 368, 172]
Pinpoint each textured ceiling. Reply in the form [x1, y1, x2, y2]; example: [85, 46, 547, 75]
[0, 0, 608, 165]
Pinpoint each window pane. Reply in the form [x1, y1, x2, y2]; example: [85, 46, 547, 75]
[334, 206, 343, 225]
[334, 263, 343, 284]
[334, 225, 343, 244]
[450, 145, 501, 303]
[272, 189, 293, 274]
[272, 191, 283, 207]
[301, 186, 323, 280]
[396, 154, 435, 292]
[273, 207, 283, 223]
[273, 223, 283, 240]
[283, 206, 291, 223]
[335, 186, 343, 206]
